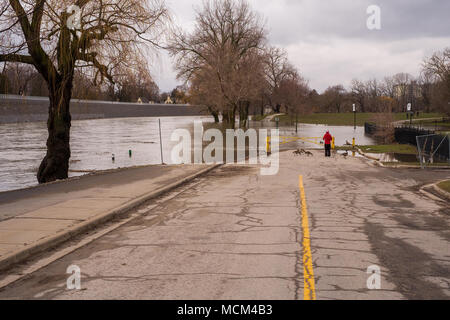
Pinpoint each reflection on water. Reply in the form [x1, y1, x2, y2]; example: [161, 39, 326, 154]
[0, 117, 374, 192]
[252, 122, 375, 149]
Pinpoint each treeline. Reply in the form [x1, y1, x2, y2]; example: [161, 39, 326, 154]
[169, 0, 449, 128]
[0, 63, 163, 103]
[315, 48, 450, 115]
[169, 0, 310, 128]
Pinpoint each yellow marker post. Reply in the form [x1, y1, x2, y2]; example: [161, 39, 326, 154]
[352, 138, 356, 148]
[299, 176, 317, 300]
[266, 136, 271, 155]
[331, 137, 336, 150]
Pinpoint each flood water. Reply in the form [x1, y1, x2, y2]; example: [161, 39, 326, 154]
[0, 117, 374, 192]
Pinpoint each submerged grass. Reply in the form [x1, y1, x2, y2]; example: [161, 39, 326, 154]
[438, 180, 450, 193]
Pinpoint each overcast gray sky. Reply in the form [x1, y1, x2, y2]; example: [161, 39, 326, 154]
[151, 0, 450, 93]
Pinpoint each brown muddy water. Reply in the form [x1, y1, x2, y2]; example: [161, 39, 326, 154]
[0, 118, 374, 192]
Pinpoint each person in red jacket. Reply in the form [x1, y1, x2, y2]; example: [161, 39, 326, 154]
[323, 131, 333, 157]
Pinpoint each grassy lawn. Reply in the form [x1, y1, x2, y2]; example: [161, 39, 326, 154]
[434, 122, 450, 128]
[252, 114, 269, 121]
[438, 180, 450, 193]
[272, 113, 443, 126]
[382, 162, 450, 167]
[358, 144, 418, 154]
[336, 144, 418, 154]
[381, 162, 421, 167]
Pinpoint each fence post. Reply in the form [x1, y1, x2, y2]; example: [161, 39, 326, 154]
[448, 133, 450, 165]
[417, 136, 424, 169]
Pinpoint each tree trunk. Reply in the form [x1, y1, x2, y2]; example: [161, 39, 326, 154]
[213, 112, 220, 123]
[37, 81, 73, 184]
[239, 101, 249, 128]
[222, 111, 229, 124]
[230, 105, 237, 129]
[207, 106, 220, 123]
[222, 106, 236, 129]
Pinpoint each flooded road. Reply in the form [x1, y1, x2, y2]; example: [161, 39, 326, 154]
[0, 117, 374, 192]
[0, 150, 447, 300]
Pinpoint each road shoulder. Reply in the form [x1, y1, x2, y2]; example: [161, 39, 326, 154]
[0, 164, 220, 273]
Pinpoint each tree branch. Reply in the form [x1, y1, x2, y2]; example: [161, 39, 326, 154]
[0, 54, 34, 64]
[31, 0, 45, 38]
[77, 52, 114, 84]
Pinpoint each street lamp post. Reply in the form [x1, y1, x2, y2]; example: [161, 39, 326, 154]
[353, 104, 356, 147]
[407, 103, 412, 126]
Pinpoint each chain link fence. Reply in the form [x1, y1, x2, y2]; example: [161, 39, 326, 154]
[416, 134, 450, 168]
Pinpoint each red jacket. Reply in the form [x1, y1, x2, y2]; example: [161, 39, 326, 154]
[323, 132, 333, 145]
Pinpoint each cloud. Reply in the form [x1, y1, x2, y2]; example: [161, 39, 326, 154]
[152, 0, 450, 93]
[287, 37, 450, 92]
[248, 0, 450, 44]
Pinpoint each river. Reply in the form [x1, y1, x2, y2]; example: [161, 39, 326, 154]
[0, 117, 374, 192]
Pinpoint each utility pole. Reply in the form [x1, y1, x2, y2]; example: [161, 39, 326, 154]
[353, 104, 356, 147]
[159, 118, 164, 165]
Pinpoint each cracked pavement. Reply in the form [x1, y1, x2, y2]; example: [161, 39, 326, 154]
[0, 151, 449, 300]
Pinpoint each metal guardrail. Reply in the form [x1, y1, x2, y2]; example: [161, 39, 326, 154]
[365, 122, 449, 161]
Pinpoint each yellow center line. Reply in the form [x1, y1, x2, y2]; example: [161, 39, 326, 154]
[299, 175, 317, 300]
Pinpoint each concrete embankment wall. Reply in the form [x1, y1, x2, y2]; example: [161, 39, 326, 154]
[0, 95, 208, 124]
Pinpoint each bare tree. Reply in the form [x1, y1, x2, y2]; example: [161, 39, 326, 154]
[169, 0, 266, 129]
[277, 73, 309, 130]
[417, 72, 434, 113]
[113, 60, 160, 103]
[423, 48, 450, 84]
[371, 111, 395, 144]
[188, 68, 223, 123]
[423, 48, 450, 115]
[263, 46, 296, 113]
[391, 73, 414, 112]
[381, 76, 396, 99]
[351, 79, 367, 113]
[0, 0, 168, 183]
[322, 85, 347, 113]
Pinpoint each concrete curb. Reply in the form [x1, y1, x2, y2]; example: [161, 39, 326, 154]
[355, 147, 450, 170]
[0, 164, 221, 273]
[356, 148, 380, 162]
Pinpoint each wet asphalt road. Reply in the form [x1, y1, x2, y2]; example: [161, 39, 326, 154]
[0, 151, 448, 300]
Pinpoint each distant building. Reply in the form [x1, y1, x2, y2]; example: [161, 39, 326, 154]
[264, 105, 273, 115]
[393, 82, 422, 100]
[165, 96, 174, 104]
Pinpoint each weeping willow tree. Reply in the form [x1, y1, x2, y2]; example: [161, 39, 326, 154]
[0, 0, 168, 183]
